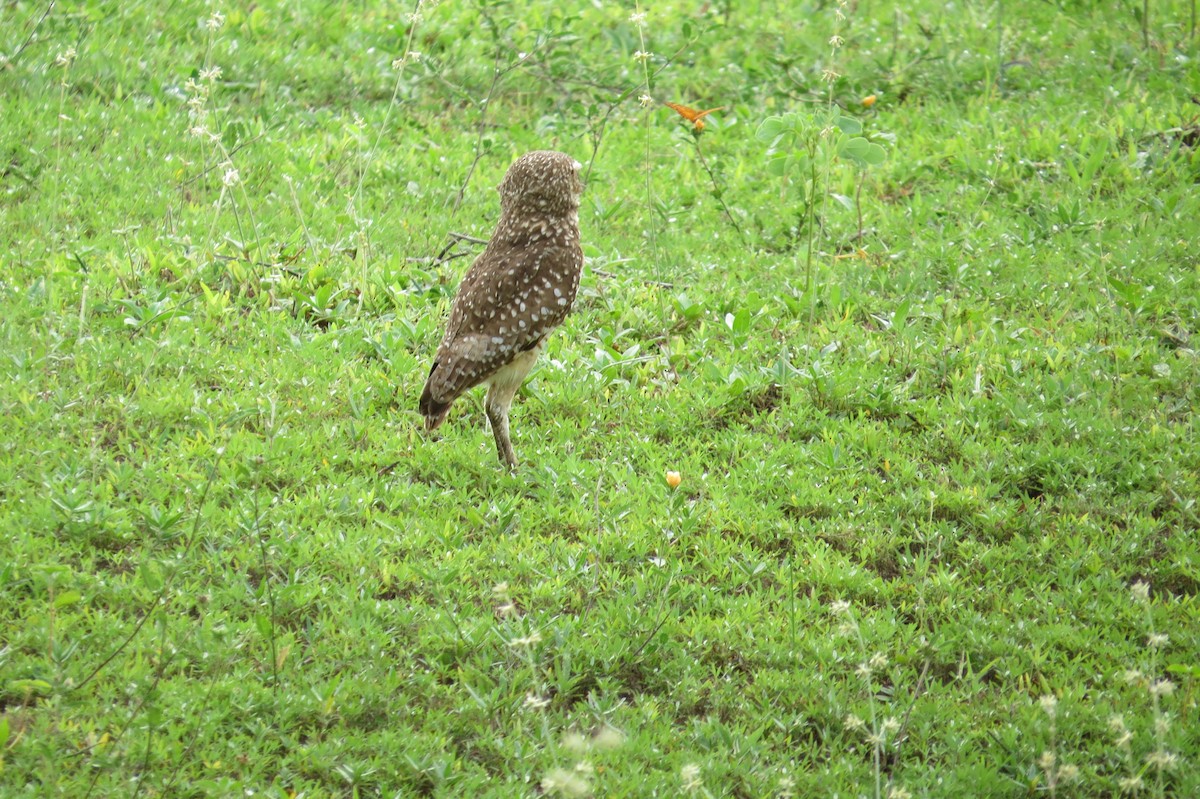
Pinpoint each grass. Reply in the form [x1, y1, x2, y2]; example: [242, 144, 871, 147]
[1, 0, 1198, 796]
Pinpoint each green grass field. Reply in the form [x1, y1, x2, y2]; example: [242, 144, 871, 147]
[2, 0, 1199, 796]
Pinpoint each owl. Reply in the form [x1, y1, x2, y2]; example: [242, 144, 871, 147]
[418, 151, 585, 469]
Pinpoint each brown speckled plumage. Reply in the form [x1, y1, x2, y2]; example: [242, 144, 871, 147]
[418, 150, 584, 468]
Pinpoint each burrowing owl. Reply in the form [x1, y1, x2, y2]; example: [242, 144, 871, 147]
[418, 151, 584, 469]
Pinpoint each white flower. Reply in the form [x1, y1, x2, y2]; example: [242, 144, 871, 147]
[829, 600, 851, 615]
[1057, 764, 1079, 782]
[638, 93, 654, 108]
[541, 767, 590, 798]
[1145, 750, 1177, 770]
[562, 732, 588, 754]
[844, 713, 866, 731]
[630, 11, 647, 25]
[1130, 581, 1150, 603]
[1038, 694, 1058, 719]
[1118, 775, 1144, 792]
[828, 35, 845, 48]
[199, 65, 222, 82]
[1147, 633, 1168, 648]
[632, 50, 652, 62]
[56, 47, 77, 67]
[523, 692, 550, 710]
[509, 631, 542, 648]
[592, 726, 625, 750]
[680, 763, 703, 792]
[204, 11, 225, 31]
[1148, 678, 1175, 698]
[222, 165, 240, 187]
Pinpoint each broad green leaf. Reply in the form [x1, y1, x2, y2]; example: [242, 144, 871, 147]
[1107, 276, 1145, 305]
[255, 614, 274, 639]
[863, 143, 887, 165]
[728, 308, 751, 337]
[53, 590, 81, 609]
[139, 561, 163, 593]
[841, 137, 872, 159]
[7, 679, 52, 698]
[766, 153, 792, 177]
[755, 117, 785, 142]
[835, 115, 862, 134]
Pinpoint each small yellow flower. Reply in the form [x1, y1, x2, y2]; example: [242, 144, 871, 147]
[862, 94, 878, 107]
[665, 470, 682, 489]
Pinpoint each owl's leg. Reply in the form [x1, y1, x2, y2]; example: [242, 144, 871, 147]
[485, 388, 518, 469]
[484, 343, 543, 469]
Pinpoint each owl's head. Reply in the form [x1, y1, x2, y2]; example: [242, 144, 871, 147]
[498, 150, 583, 217]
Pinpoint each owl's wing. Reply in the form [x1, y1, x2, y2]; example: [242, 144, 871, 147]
[423, 239, 582, 406]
